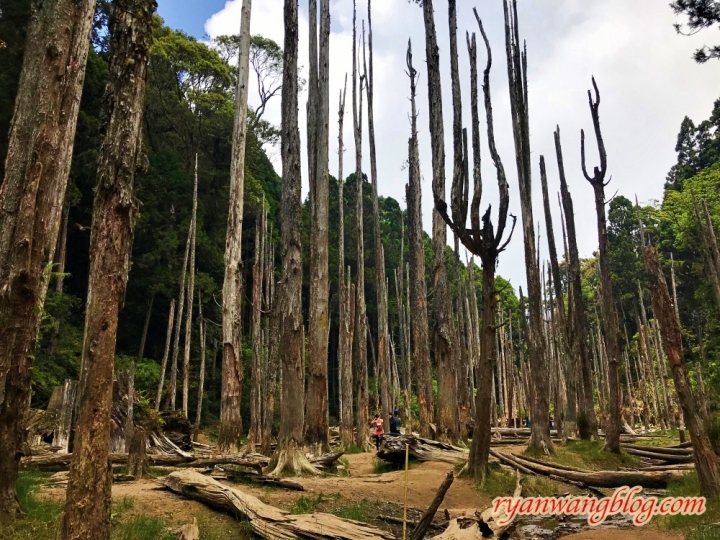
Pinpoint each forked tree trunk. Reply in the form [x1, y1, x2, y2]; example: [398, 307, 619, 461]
[60, 2, 155, 536]
[405, 39, 432, 438]
[156, 300, 176, 410]
[555, 128, 596, 438]
[220, 0, 252, 452]
[170, 220, 192, 411]
[640, 243, 720, 497]
[267, 0, 317, 476]
[0, 0, 95, 517]
[502, 0, 552, 453]
[305, 0, 331, 453]
[182, 156, 198, 416]
[352, 1, 369, 449]
[365, 0, 391, 426]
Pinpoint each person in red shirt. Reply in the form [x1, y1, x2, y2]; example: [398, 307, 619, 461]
[371, 414, 384, 450]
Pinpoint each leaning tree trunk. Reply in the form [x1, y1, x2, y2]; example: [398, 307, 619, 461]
[156, 300, 176, 410]
[59, 2, 155, 537]
[502, 0, 552, 453]
[640, 243, 720, 497]
[581, 78, 621, 453]
[351, 0, 369, 449]
[49, 206, 71, 356]
[366, 0, 391, 426]
[0, 0, 95, 518]
[555, 128, 596, 438]
[137, 293, 155, 362]
[305, 0, 331, 454]
[266, 0, 317, 476]
[405, 39, 432, 439]
[220, 0, 252, 452]
[182, 155, 198, 416]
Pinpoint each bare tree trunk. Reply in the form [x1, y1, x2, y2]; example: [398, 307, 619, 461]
[261, 282, 280, 455]
[341, 277, 356, 446]
[639, 286, 661, 425]
[248, 206, 266, 448]
[267, 0, 317, 475]
[640, 242, 720, 497]
[580, 78, 620, 452]
[50, 207, 71, 355]
[352, 2, 369, 449]
[696, 322, 709, 422]
[137, 294, 155, 361]
[305, 0, 331, 454]
[220, 0, 252, 452]
[405, 40, 432, 438]
[0, 0, 95, 516]
[60, 2, 154, 536]
[555, 128, 596, 438]
[182, 155, 198, 416]
[156, 300, 176, 410]
[170, 220, 192, 411]
[194, 295, 206, 437]
[502, 0, 552, 452]
[693, 196, 720, 309]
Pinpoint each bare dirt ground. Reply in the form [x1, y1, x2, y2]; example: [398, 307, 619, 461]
[39, 450, 686, 539]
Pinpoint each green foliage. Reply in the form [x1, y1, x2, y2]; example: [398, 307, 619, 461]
[660, 472, 720, 534]
[526, 440, 639, 471]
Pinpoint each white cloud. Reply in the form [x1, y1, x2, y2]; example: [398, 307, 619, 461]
[205, 0, 720, 295]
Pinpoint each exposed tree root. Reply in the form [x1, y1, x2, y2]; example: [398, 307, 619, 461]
[265, 441, 322, 477]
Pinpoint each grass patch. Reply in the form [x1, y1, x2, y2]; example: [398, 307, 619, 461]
[331, 499, 376, 522]
[0, 472, 64, 540]
[475, 462, 518, 498]
[522, 476, 565, 497]
[111, 515, 172, 540]
[372, 458, 409, 474]
[289, 492, 342, 514]
[344, 444, 365, 454]
[526, 440, 639, 470]
[657, 472, 720, 536]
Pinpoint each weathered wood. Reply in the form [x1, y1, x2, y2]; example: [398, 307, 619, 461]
[377, 435, 467, 465]
[170, 219, 192, 412]
[164, 470, 395, 539]
[176, 518, 199, 540]
[215, 470, 305, 491]
[621, 444, 693, 456]
[410, 471, 454, 540]
[127, 430, 148, 480]
[182, 156, 198, 416]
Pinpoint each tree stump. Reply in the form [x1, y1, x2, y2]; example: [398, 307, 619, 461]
[127, 429, 147, 480]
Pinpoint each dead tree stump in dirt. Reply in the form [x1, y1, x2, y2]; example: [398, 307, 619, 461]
[127, 430, 147, 479]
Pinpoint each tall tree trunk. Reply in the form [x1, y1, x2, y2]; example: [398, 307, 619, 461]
[248, 205, 266, 448]
[555, 128, 596, 438]
[693, 196, 720, 309]
[502, 0, 552, 452]
[0, 0, 95, 517]
[182, 155, 198, 416]
[137, 294, 155, 361]
[220, 0, 252, 452]
[352, 2, 369, 449]
[640, 243, 720, 497]
[170, 220, 192, 411]
[50, 207, 71, 356]
[267, 0, 317, 475]
[638, 285, 662, 425]
[364, 0, 391, 427]
[405, 39, 432, 438]
[60, 1, 154, 536]
[305, 0, 331, 453]
[156, 300, 176, 410]
[195, 294, 206, 436]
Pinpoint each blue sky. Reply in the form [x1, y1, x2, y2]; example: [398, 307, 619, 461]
[156, 0, 224, 39]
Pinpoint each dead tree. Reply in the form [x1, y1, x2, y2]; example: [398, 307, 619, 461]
[194, 293, 207, 437]
[0, 0, 95, 517]
[60, 1, 155, 536]
[137, 294, 154, 362]
[638, 225, 720, 497]
[305, 0, 331, 454]
[156, 300, 176, 409]
[248, 204, 266, 448]
[580, 77, 621, 452]
[169, 219, 192, 411]
[266, 0, 317, 476]
[182, 155, 198, 416]
[502, 0, 552, 452]
[555, 127, 596, 438]
[351, 1, 369, 448]
[435, 13, 516, 481]
[365, 0, 391, 426]
[220, 0, 252, 452]
[405, 39, 433, 438]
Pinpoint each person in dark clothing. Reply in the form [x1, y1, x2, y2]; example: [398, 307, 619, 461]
[389, 409, 401, 435]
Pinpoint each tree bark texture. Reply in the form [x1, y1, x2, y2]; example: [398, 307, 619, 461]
[248, 207, 265, 448]
[405, 39, 432, 439]
[194, 295, 206, 434]
[305, 0, 331, 452]
[60, 2, 155, 537]
[0, 0, 95, 517]
[220, 0, 252, 452]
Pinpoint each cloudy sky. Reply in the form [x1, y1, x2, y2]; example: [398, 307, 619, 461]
[159, 0, 720, 293]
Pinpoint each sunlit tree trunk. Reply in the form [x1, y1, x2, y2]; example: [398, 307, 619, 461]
[182, 155, 198, 416]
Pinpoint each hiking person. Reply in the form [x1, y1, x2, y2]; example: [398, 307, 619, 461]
[389, 409, 401, 435]
[371, 414, 384, 450]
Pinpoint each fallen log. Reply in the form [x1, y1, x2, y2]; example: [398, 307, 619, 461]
[488, 449, 535, 476]
[377, 435, 468, 465]
[622, 447, 694, 463]
[622, 463, 695, 472]
[163, 470, 395, 539]
[309, 452, 344, 469]
[670, 441, 693, 449]
[409, 471, 454, 540]
[621, 444, 693, 456]
[495, 452, 688, 488]
[213, 470, 305, 491]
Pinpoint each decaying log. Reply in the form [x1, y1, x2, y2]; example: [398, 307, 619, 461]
[622, 447, 693, 463]
[621, 444, 693, 456]
[493, 451, 688, 488]
[212, 470, 305, 491]
[410, 471, 454, 540]
[163, 470, 395, 539]
[310, 452, 344, 469]
[377, 435, 468, 464]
